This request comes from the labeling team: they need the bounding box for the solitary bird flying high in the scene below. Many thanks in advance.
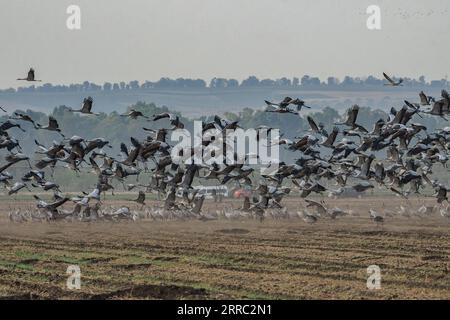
[17,68,42,82]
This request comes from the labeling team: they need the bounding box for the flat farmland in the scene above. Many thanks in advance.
[0,197,449,300]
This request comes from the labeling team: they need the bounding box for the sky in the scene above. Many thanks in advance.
[0,0,449,88]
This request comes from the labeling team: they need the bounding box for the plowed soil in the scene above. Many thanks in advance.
[0,197,449,299]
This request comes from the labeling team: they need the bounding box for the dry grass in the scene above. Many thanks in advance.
[0,197,449,299]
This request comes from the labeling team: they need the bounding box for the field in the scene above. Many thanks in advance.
[0,197,449,300]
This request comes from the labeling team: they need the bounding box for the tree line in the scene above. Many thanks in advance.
[2,75,449,94]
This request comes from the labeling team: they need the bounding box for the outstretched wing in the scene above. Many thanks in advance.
[307,116,319,133]
[81,97,93,113]
[153,112,170,121]
[322,126,338,147]
[28,68,35,80]
[281,97,292,104]
[120,143,129,157]
[431,100,445,114]
[137,191,146,203]
[48,116,60,129]
[305,199,326,212]
[346,105,359,125]
[355,124,368,133]
[419,91,429,105]
[47,197,70,210]
[264,100,275,107]
[390,187,408,199]
[130,137,141,148]
[372,119,384,135]
[383,72,394,84]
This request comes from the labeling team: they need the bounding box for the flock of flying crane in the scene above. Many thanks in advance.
[3,69,450,224]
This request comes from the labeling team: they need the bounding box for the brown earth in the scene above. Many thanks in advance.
[0,197,449,300]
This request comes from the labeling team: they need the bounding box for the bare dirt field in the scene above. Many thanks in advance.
[0,197,449,300]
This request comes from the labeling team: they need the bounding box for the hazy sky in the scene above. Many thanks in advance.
[0,0,449,88]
